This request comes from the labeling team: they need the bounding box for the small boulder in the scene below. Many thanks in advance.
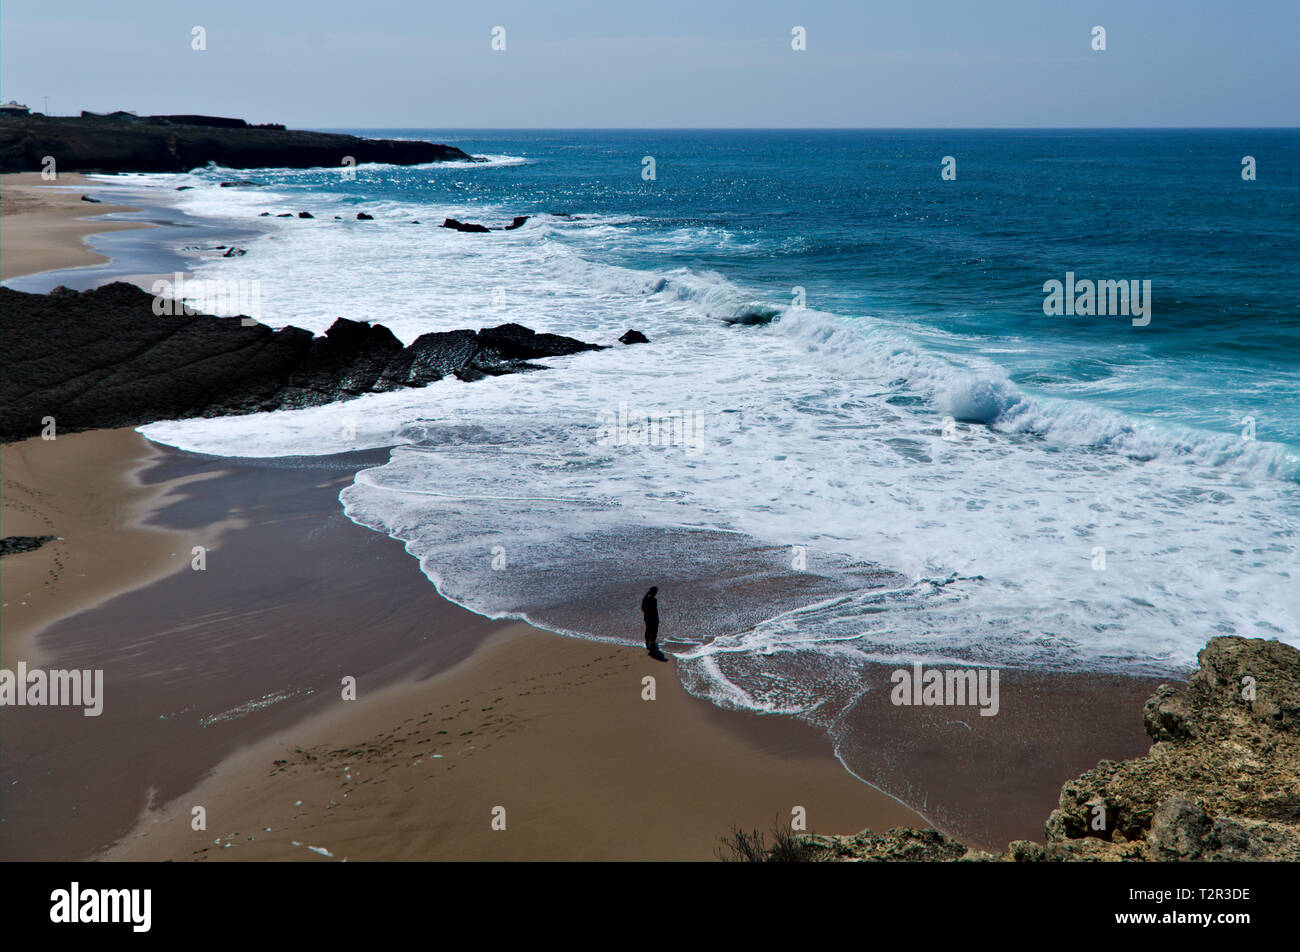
[441,217,490,233]
[356,212,374,221]
[298,211,314,219]
[618,329,649,345]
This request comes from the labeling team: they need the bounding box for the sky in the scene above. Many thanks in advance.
[1,0,1296,128]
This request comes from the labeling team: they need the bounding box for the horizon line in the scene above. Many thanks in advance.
[307,125,1300,132]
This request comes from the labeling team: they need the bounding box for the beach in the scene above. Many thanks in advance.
[7,141,1284,864]
[0,185,933,858]
[0,172,150,280]
[2,426,924,861]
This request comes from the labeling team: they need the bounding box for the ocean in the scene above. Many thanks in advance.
[127,129,1298,720]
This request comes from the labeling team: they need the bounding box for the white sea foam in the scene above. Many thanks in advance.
[139,177,1299,713]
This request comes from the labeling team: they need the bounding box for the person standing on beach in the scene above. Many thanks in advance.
[641,586,660,654]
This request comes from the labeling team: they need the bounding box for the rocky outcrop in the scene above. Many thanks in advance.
[0,282,606,443]
[442,216,530,233]
[1,536,59,557]
[788,637,1300,862]
[441,218,491,233]
[0,114,474,173]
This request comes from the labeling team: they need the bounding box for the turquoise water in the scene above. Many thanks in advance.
[331,128,1300,453]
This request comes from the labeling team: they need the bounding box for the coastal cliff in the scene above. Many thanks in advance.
[0,282,607,442]
[780,637,1300,861]
[0,114,472,173]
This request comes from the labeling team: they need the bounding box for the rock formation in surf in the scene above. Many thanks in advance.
[0,282,608,442]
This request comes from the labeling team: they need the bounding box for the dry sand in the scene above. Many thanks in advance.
[103,621,923,862]
[1,172,152,280]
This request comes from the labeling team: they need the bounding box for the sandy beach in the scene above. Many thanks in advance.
[2,428,924,861]
[0,165,1173,863]
[0,172,151,280]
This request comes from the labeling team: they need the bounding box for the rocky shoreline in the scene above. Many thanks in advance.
[0,114,472,173]
[788,637,1300,861]
[0,282,623,443]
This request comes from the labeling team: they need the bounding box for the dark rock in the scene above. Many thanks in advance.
[0,283,605,442]
[275,213,293,217]
[356,212,373,221]
[1,535,59,557]
[444,216,530,233]
[219,180,259,187]
[441,217,490,233]
[725,308,780,326]
[618,329,649,345]
[475,323,605,363]
[80,195,101,203]
[0,114,475,174]
[410,220,420,224]
[258,211,270,216]
[222,247,246,257]
[297,211,313,219]
[176,185,194,191]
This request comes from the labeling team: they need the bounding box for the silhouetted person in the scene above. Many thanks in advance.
[641,586,659,654]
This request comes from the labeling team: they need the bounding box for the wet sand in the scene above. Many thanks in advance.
[1,430,926,861]
[0,172,151,280]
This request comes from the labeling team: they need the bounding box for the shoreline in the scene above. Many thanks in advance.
[2,170,267,295]
[0,172,151,280]
[1,168,1179,861]
[2,429,926,861]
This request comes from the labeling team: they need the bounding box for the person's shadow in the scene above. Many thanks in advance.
[647,647,668,662]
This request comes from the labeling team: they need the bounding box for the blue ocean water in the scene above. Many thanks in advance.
[334,128,1300,450]
[134,130,1298,704]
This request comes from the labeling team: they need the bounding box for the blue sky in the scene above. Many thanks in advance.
[2,0,1296,128]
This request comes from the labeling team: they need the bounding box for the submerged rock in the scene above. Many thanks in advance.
[355,212,373,220]
[618,329,649,345]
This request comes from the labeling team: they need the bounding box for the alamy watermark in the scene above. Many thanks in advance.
[151,272,262,326]
[1,663,104,716]
[595,401,707,455]
[890,662,999,716]
[1043,271,1151,327]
